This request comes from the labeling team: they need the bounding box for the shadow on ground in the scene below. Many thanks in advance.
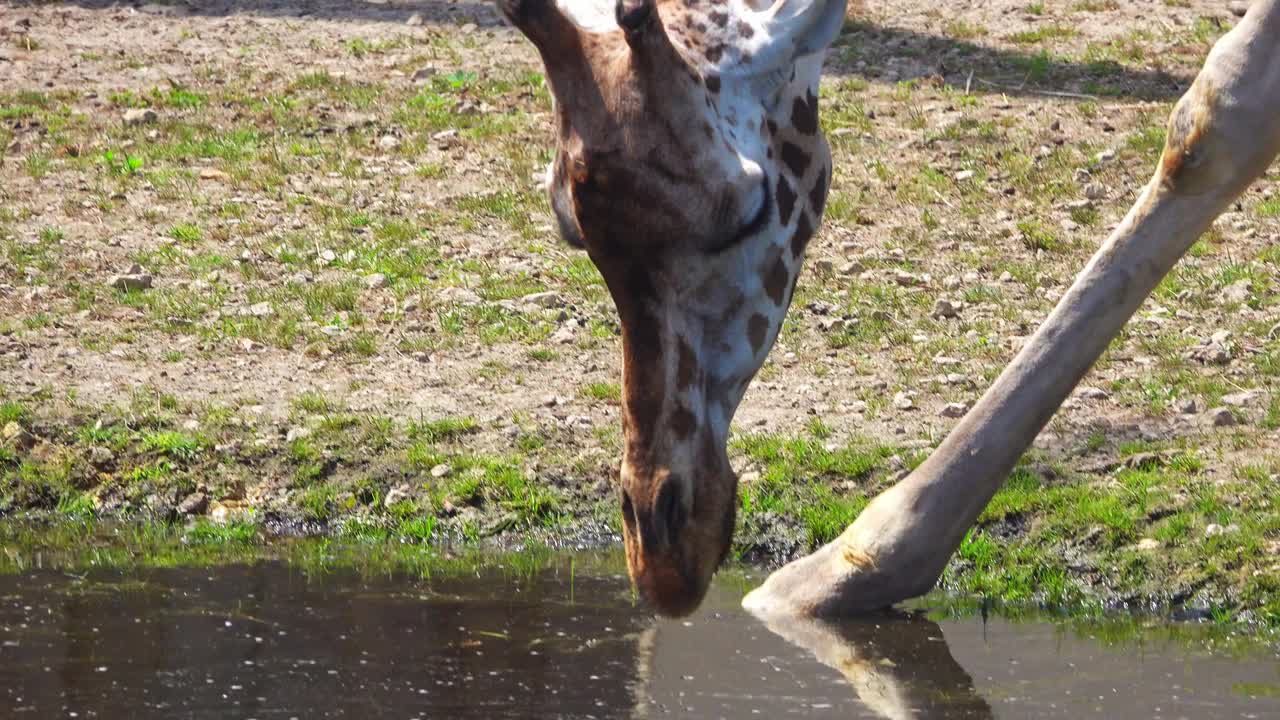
[11,1,1195,100]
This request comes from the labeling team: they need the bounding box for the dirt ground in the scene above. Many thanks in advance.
[2,1,1278,617]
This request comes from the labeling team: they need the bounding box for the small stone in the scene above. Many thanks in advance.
[198,167,230,182]
[365,273,389,289]
[1222,390,1264,407]
[406,12,424,25]
[286,427,311,442]
[814,259,835,274]
[1078,386,1110,400]
[892,391,915,410]
[999,271,1015,283]
[931,298,959,319]
[940,402,968,418]
[178,492,209,516]
[319,249,337,264]
[942,275,962,290]
[954,169,975,181]
[818,317,846,333]
[550,325,577,344]
[1083,182,1107,200]
[1094,148,1117,164]
[384,484,413,508]
[123,108,158,126]
[1221,280,1253,304]
[111,273,153,291]
[893,270,921,287]
[2,421,34,451]
[430,463,452,478]
[412,66,437,84]
[246,301,273,317]
[1177,398,1198,414]
[1205,523,1226,538]
[377,134,400,151]
[522,291,564,309]
[88,445,115,469]
[1207,407,1238,427]
[738,470,760,485]
[1136,538,1162,552]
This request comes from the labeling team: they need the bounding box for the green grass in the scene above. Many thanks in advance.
[579,382,621,403]
[406,416,479,443]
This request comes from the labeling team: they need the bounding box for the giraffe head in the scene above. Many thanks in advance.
[500,0,843,615]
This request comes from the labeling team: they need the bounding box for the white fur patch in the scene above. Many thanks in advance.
[556,0,619,33]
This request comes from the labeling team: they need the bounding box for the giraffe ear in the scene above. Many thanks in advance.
[616,0,655,40]
[717,0,847,78]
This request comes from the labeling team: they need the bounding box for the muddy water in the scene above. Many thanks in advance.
[1,552,1277,719]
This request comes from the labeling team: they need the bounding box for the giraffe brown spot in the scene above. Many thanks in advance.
[763,255,789,306]
[704,74,720,93]
[670,406,697,440]
[747,314,769,355]
[709,10,728,26]
[781,141,810,178]
[791,91,818,136]
[737,20,754,38]
[705,43,725,63]
[790,212,814,258]
[809,166,827,217]
[676,338,698,390]
[776,174,797,226]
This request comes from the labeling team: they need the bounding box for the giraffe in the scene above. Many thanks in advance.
[497,0,844,616]
[500,0,1280,617]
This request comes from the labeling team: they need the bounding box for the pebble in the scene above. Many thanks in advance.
[111,273,153,291]
[522,291,564,309]
[430,464,452,478]
[1221,279,1253,304]
[1136,538,1162,551]
[939,402,968,418]
[1222,390,1264,407]
[365,273,389,289]
[1083,182,1108,200]
[1207,407,1238,427]
[1077,386,1110,400]
[123,108,158,126]
[892,391,915,410]
[178,492,209,516]
[931,298,959,319]
[893,270,922,287]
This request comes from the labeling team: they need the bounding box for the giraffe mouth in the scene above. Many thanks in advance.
[705,175,772,255]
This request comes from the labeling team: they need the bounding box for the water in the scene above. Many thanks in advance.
[1,551,1277,719]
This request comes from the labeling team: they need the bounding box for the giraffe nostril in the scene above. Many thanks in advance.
[654,478,687,547]
[621,489,636,530]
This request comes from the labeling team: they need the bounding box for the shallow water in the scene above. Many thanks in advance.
[1,551,1277,719]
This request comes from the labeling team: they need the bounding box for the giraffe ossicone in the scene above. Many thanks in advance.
[498,0,846,615]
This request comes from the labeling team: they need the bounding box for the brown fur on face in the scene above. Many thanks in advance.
[500,0,833,616]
